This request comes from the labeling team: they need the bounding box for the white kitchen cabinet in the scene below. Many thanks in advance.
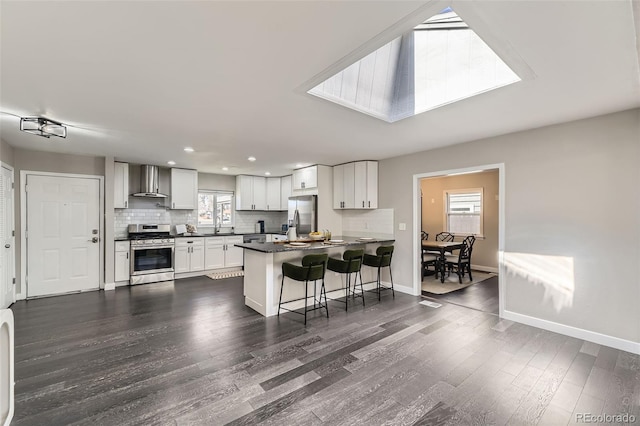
[236,176,267,210]
[114,241,130,282]
[205,238,225,269]
[265,177,281,211]
[169,168,198,210]
[333,161,377,209]
[333,162,355,209]
[354,161,378,209]
[293,166,317,190]
[280,175,292,210]
[114,162,129,209]
[205,236,243,269]
[224,236,244,267]
[175,238,205,273]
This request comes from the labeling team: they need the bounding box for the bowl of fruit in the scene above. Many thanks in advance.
[309,231,324,241]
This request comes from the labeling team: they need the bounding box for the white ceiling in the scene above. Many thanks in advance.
[1,1,639,177]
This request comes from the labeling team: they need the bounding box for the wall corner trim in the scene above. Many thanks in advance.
[503,309,640,355]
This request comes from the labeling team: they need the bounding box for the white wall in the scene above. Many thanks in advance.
[379,108,640,347]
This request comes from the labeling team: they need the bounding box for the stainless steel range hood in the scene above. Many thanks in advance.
[132,165,168,198]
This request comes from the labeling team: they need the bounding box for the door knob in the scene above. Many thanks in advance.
[88,237,99,243]
[4,244,10,248]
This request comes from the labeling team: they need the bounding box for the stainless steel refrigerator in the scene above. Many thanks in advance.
[288,195,317,237]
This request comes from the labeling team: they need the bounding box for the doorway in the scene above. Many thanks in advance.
[22,172,102,298]
[0,163,15,308]
[413,164,505,316]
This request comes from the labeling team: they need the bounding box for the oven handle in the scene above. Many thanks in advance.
[131,244,175,250]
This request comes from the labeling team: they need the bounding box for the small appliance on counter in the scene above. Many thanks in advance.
[254,220,265,234]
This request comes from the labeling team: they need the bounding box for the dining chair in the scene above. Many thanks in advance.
[444,235,476,283]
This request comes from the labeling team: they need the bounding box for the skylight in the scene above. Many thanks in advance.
[308,7,521,123]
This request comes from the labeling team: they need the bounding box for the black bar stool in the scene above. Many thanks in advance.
[327,249,365,311]
[278,253,329,325]
[363,245,394,301]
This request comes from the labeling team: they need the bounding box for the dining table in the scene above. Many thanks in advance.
[421,240,464,283]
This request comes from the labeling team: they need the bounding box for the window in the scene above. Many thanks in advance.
[307,7,521,122]
[444,188,483,236]
[198,191,234,228]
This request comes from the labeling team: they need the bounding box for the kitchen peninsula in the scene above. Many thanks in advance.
[236,237,395,316]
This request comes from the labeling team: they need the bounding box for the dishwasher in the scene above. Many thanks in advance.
[243,234,267,243]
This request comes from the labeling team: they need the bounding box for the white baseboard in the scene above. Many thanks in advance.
[471,264,499,274]
[104,283,116,291]
[503,310,640,355]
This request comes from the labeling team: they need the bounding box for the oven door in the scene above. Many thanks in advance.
[130,245,174,276]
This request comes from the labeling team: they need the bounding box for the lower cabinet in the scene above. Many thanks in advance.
[205,236,244,269]
[115,241,130,282]
[175,238,205,273]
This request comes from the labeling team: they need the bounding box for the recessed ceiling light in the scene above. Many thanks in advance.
[265,172,271,176]
[184,147,195,153]
[248,156,256,162]
[167,161,176,166]
[295,164,304,168]
[222,167,229,171]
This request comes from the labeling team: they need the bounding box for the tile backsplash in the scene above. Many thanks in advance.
[341,208,394,237]
[114,207,287,237]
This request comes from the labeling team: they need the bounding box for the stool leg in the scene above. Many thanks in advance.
[389,266,395,298]
[377,266,382,301]
[278,276,285,317]
[321,278,329,318]
[345,273,349,312]
[304,280,308,325]
[358,270,365,306]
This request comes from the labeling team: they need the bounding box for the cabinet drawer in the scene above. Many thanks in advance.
[176,238,204,247]
[115,241,130,252]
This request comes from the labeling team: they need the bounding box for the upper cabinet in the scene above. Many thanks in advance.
[293,166,317,190]
[169,168,198,210]
[333,162,355,209]
[236,175,266,210]
[280,175,292,210]
[333,161,378,209]
[354,161,378,209]
[265,177,281,211]
[114,162,129,209]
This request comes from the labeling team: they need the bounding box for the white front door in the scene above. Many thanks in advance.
[26,174,100,297]
[0,165,15,308]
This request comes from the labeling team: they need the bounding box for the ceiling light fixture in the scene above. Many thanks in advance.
[248,156,256,162]
[184,147,194,153]
[222,167,229,171]
[265,172,271,176]
[295,164,304,168]
[20,117,67,139]
[167,161,176,166]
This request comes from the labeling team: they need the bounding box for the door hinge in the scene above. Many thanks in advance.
[12,230,14,237]
[12,278,15,284]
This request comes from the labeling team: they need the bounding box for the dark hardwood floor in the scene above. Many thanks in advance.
[422,275,499,315]
[10,276,640,425]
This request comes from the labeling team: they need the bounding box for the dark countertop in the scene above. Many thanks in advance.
[235,236,395,253]
[115,231,284,241]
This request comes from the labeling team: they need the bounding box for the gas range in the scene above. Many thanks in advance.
[128,224,174,246]
[128,224,175,285]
